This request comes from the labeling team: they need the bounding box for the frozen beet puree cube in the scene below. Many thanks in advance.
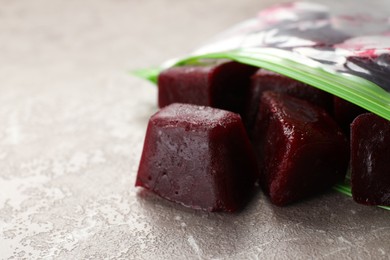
[136,103,258,212]
[244,69,332,134]
[158,60,257,114]
[253,91,348,206]
[351,113,390,206]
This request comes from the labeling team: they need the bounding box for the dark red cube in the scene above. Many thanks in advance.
[244,69,333,135]
[136,103,258,212]
[158,60,257,114]
[333,96,367,135]
[252,91,348,206]
[351,113,390,206]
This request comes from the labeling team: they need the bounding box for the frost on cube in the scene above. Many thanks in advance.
[351,113,390,206]
[136,103,258,212]
[252,91,348,206]
[244,69,332,135]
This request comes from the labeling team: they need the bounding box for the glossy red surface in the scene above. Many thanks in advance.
[136,103,258,212]
[351,113,390,206]
[253,91,348,206]
[158,60,257,114]
[244,69,333,136]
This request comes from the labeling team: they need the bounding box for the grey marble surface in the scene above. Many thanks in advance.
[0,0,389,259]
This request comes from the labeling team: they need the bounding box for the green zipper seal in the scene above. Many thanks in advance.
[132,47,390,211]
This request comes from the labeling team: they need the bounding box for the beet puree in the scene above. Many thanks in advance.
[244,69,332,135]
[252,91,348,206]
[158,60,257,114]
[136,103,258,212]
[351,113,390,206]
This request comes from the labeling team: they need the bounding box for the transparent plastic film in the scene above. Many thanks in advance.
[165,2,390,121]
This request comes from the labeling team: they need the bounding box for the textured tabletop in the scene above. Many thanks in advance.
[0,0,389,259]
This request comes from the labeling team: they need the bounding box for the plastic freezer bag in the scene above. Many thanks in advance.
[134,2,390,209]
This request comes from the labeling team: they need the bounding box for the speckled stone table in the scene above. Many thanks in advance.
[1,0,390,259]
